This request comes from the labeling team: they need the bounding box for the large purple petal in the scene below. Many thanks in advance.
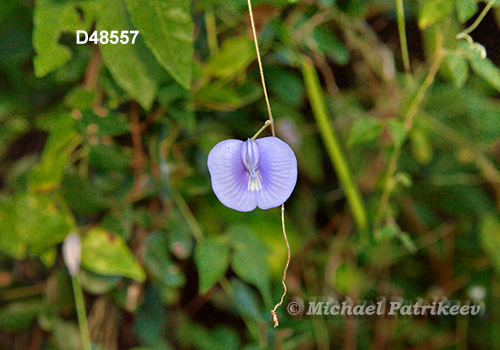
[255,137,298,209]
[207,139,257,212]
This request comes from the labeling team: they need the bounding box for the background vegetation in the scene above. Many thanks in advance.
[1,0,500,348]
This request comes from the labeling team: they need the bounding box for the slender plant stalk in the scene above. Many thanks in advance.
[457,0,497,38]
[301,57,369,239]
[71,275,91,350]
[271,205,290,327]
[374,33,444,229]
[246,0,291,327]
[251,120,271,140]
[396,0,411,74]
[247,0,275,136]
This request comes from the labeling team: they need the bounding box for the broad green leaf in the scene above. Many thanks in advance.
[52,319,81,350]
[81,228,146,281]
[228,226,272,308]
[39,247,57,268]
[386,119,407,147]
[0,200,25,259]
[311,25,349,65]
[456,0,478,23]
[76,110,129,137]
[480,214,500,272]
[96,0,163,110]
[28,117,81,193]
[60,173,109,214]
[0,300,48,332]
[33,0,93,77]
[1,193,74,257]
[347,117,383,147]
[267,68,304,107]
[418,0,454,29]
[205,37,255,79]
[79,270,121,295]
[464,44,500,93]
[125,0,194,89]
[230,278,262,319]
[194,238,230,294]
[444,52,469,88]
[89,143,131,171]
[144,232,186,288]
[64,87,96,110]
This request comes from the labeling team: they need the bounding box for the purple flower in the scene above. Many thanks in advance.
[207,137,297,212]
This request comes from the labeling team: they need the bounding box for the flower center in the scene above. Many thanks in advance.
[241,139,262,192]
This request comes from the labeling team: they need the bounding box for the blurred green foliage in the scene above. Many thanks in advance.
[1,0,500,348]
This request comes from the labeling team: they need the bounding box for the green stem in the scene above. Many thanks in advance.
[457,0,497,37]
[396,0,411,74]
[205,9,218,56]
[71,275,91,350]
[169,184,204,243]
[251,120,271,140]
[374,34,444,229]
[301,57,369,239]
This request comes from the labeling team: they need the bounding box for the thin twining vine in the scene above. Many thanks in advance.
[456,0,497,58]
[246,0,290,328]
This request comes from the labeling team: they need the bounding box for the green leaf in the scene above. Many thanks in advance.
[418,0,454,29]
[205,37,255,79]
[0,199,25,259]
[228,226,272,308]
[64,87,96,110]
[33,0,93,77]
[89,143,131,171]
[410,128,432,164]
[386,119,407,147]
[333,263,363,295]
[60,173,109,215]
[144,232,186,288]
[0,301,48,332]
[456,0,478,23]
[480,214,500,272]
[28,116,81,193]
[79,270,121,295]
[194,238,230,294]
[267,68,304,107]
[230,278,262,319]
[125,0,194,89]
[444,52,469,88]
[398,231,417,253]
[311,25,350,65]
[0,193,74,257]
[39,247,57,268]
[96,0,163,110]
[76,110,129,137]
[81,228,146,281]
[347,117,383,147]
[464,44,500,93]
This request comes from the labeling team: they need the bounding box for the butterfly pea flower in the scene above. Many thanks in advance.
[207,137,297,212]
